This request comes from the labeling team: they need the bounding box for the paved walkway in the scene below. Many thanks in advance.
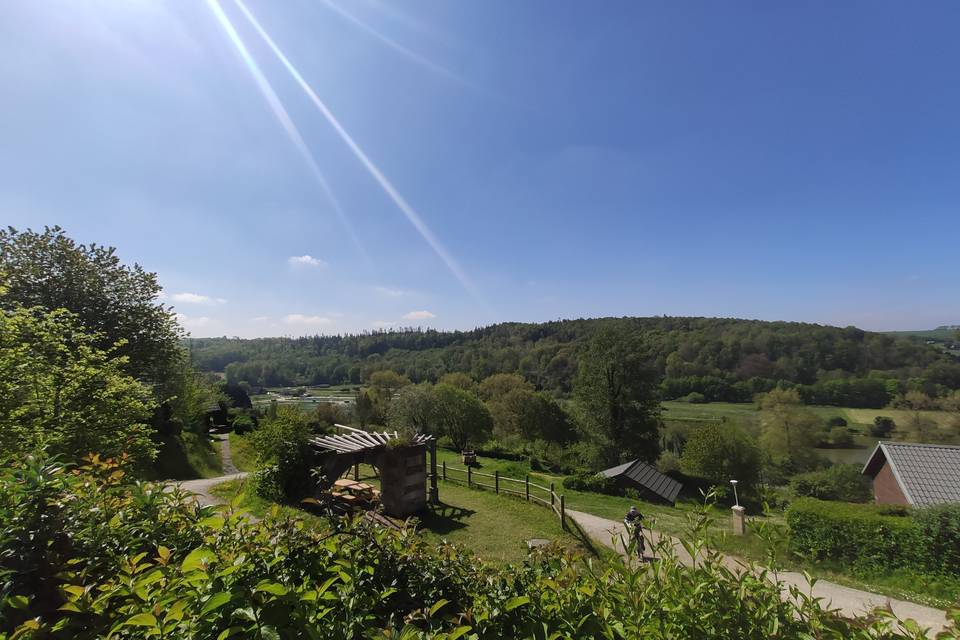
[566,509,950,635]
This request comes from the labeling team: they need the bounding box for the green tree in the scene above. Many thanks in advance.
[0,304,157,466]
[0,226,184,387]
[758,388,823,477]
[488,388,574,444]
[250,405,313,501]
[574,326,662,465]
[478,373,532,401]
[388,383,439,435]
[353,390,377,427]
[438,372,476,393]
[681,423,761,488]
[871,415,896,438]
[433,384,492,450]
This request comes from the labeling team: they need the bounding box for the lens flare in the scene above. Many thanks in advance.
[317,0,474,89]
[233,0,484,305]
[205,0,370,269]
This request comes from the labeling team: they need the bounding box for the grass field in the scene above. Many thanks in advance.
[228,432,259,472]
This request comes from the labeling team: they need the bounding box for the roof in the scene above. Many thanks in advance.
[599,459,683,504]
[309,426,432,454]
[862,441,960,507]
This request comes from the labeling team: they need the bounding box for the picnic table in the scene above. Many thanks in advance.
[332,478,380,504]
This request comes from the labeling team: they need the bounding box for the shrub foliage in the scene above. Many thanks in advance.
[2,456,959,639]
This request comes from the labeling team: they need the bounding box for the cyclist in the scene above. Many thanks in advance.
[624,506,645,559]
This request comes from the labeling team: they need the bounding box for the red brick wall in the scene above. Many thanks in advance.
[872,460,909,505]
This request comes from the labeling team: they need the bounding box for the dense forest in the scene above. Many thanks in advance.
[189,318,960,407]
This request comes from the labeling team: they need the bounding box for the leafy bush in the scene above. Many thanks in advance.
[827,416,849,428]
[828,426,855,447]
[789,465,872,502]
[789,498,960,575]
[682,391,707,403]
[787,498,927,574]
[562,472,619,495]
[871,416,897,437]
[2,455,958,639]
[249,406,314,502]
[915,503,960,575]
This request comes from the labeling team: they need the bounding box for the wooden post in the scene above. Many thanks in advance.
[560,495,566,530]
[429,441,439,505]
[442,460,447,481]
[495,470,500,494]
[467,465,472,488]
[525,475,530,501]
[354,461,360,480]
[550,482,555,507]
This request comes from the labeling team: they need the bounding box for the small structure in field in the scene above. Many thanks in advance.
[309,425,437,518]
[599,459,683,505]
[861,441,960,507]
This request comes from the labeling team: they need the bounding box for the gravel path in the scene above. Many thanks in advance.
[566,508,950,635]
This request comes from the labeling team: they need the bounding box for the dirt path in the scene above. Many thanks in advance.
[566,509,950,634]
[213,433,238,475]
[172,472,249,507]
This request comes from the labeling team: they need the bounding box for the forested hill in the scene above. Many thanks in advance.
[188,317,960,407]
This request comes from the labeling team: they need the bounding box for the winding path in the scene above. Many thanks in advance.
[566,509,950,635]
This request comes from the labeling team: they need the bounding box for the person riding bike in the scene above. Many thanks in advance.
[624,506,645,559]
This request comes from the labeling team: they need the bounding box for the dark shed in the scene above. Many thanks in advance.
[599,459,683,505]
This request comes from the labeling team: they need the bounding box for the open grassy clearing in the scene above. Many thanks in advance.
[210,459,591,565]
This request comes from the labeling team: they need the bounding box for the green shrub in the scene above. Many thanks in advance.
[789,465,872,502]
[915,503,960,575]
[562,472,619,495]
[2,455,958,639]
[787,498,923,572]
[871,416,896,437]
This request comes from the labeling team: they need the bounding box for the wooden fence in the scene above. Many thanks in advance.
[435,461,566,529]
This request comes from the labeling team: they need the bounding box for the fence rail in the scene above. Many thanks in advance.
[438,460,566,529]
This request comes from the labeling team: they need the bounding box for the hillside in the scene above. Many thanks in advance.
[188,316,960,406]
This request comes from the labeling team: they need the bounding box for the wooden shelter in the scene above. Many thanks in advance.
[309,425,438,517]
[598,459,683,505]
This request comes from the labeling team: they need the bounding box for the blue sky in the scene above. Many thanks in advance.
[3,1,958,337]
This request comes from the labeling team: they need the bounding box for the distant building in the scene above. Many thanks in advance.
[861,442,960,507]
[598,459,683,505]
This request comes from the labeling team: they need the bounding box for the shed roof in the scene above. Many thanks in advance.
[599,459,683,504]
[310,425,432,454]
[862,442,960,507]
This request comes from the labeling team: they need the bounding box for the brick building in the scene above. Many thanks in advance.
[861,442,960,507]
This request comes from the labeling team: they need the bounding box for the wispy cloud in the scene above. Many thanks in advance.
[288,255,327,268]
[171,292,226,304]
[402,310,436,320]
[251,316,270,322]
[175,313,212,329]
[284,313,333,326]
[374,285,406,297]
[371,320,394,328]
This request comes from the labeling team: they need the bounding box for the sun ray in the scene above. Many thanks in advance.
[317,0,475,90]
[205,0,372,271]
[233,0,485,306]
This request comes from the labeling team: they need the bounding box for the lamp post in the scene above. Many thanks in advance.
[729,479,745,536]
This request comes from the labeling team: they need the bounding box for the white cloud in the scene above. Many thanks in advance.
[288,255,327,268]
[371,320,394,328]
[251,316,270,323]
[284,313,333,326]
[402,310,436,320]
[374,286,405,297]
[175,313,212,329]
[171,292,226,305]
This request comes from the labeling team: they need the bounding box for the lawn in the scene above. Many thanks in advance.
[228,432,259,472]
[211,461,593,565]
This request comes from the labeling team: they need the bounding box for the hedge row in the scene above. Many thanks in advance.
[787,498,960,575]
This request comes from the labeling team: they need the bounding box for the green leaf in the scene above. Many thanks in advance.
[180,546,217,573]
[447,626,472,640]
[505,595,530,611]
[200,592,233,616]
[428,599,450,618]
[199,515,225,530]
[254,581,288,596]
[8,595,30,609]
[123,613,158,627]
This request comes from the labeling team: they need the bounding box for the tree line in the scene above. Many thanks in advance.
[190,316,960,409]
